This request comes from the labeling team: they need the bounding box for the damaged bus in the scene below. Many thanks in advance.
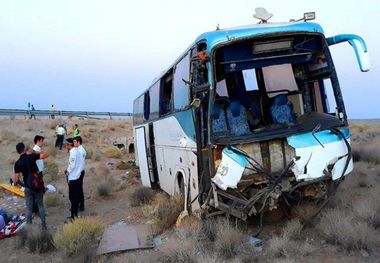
[133,9,370,222]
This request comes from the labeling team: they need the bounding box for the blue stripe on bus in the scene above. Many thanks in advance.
[173,110,196,141]
[287,129,350,148]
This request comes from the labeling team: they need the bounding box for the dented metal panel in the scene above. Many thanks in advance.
[288,129,352,181]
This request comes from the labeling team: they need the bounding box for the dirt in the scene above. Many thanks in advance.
[0,118,379,262]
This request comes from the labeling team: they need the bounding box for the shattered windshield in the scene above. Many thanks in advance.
[212,34,345,143]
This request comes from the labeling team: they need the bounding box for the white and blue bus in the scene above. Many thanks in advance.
[133,10,369,220]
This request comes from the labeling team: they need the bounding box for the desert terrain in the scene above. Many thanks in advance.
[0,117,379,263]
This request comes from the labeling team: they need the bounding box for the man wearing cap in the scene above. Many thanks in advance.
[64,138,81,220]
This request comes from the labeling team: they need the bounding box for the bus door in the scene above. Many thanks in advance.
[135,126,151,187]
[148,123,159,183]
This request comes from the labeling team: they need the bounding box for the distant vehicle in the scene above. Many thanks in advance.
[132,9,370,222]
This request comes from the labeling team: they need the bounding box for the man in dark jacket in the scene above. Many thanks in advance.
[14,142,49,229]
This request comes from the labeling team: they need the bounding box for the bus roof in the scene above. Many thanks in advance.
[145,21,324,93]
[195,22,324,52]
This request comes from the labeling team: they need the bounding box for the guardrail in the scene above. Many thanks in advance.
[0,109,132,120]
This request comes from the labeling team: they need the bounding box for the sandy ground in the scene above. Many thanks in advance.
[0,117,379,262]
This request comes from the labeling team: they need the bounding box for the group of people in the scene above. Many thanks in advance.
[13,128,86,229]
[55,123,80,150]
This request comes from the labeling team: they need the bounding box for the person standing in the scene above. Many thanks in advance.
[14,142,49,229]
[74,136,86,211]
[64,138,81,220]
[30,105,36,120]
[55,124,65,150]
[32,135,46,214]
[73,124,81,137]
[33,135,45,174]
[50,104,56,119]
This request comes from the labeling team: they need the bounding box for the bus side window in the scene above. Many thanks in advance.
[149,81,160,120]
[173,52,191,110]
[160,72,173,116]
[143,91,150,121]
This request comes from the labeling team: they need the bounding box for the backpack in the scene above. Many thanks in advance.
[27,172,45,192]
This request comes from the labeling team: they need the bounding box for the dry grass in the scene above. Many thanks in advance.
[267,235,315,259]
[16,226,55,254]
[96,164,110,176]
[86,120,97,126]
[176,216,203,240]
[352,197,380,229]
[96,181,113,197]
[44,160,59,182]
[282,219,303,240]
[103,147,122,158]
[145,193,183,235]
[158,239,198,263]
[54,217,104,256]
[44,194,62,208]
[46,144,59,157]
[214,219,247,259]
[199,218,218,242]
[48,119,60,130]
[130,186,156,207]
[0,129,17,141]
[352,132,380,164]
[116,160,133,170]
[84,146,95,160]
[266,218,313,259]
[292,202,318,224]
[319,208,378,250]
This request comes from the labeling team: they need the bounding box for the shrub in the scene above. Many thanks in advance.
[130,186,156,207]
[199,217,218,242]
[176,216,203,240]
[85,146,95,160]
[54,217,104,256]
[116,160,131,170]
[0,129,16,141]
[319,208,378,250]
[45,194,61,208]
[44,160,59,182]
[147,194,183,234]
[16,226,55,254]
[282,219,303,240]
[158,239,197,263]
[267,235,315,259]
[96,164,110,176]
[352,198,380,228]
[103,147,122,158]
[97,181,112,197]
[87,120,97,126]
[214,219,246,259]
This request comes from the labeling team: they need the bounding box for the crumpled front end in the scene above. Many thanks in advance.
[209,128,352,221]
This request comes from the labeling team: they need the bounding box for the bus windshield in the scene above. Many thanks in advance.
[212,34,344,143]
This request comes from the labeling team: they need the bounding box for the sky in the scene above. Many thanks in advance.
[0,0,379,119]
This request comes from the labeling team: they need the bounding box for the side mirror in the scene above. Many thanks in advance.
[326,34,370,72]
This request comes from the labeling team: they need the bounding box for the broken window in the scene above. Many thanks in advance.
[160,71,173,116]
[173,52,191,110]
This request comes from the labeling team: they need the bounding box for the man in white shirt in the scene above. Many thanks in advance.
[55,124,66,150]
[33,135,45,174]
[73,136,86,212]
[32,135,46,214]
[64,138,82,220]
